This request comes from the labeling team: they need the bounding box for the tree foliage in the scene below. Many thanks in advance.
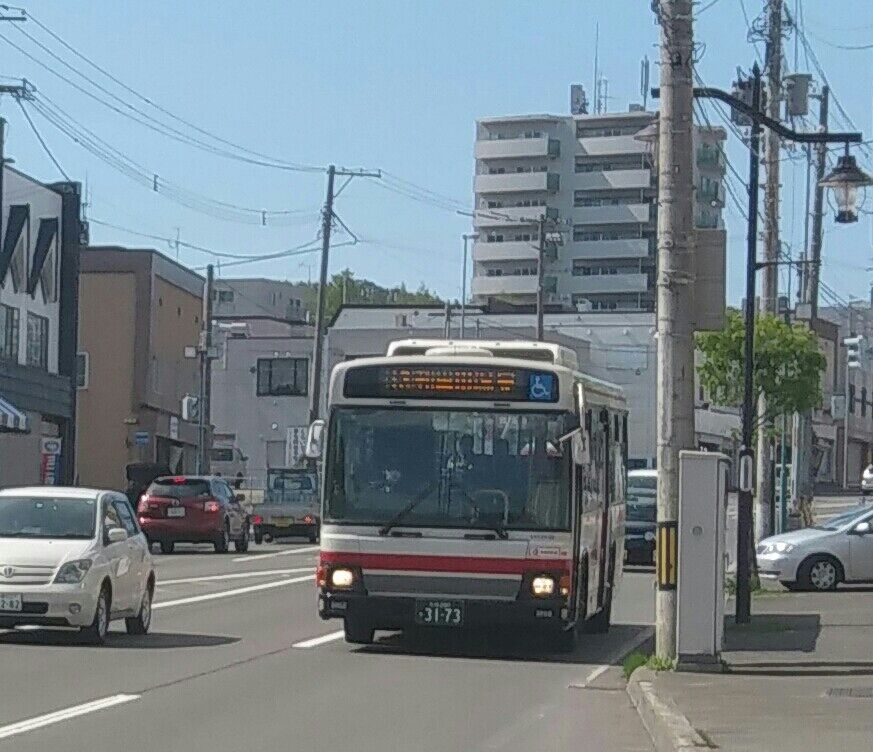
[298,269,442,323]
[696,310,826,419]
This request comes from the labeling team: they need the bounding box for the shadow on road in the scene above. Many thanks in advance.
[0,629,240,649]
[353,623,651,666]
[729,660,873,677]
[724,613,820,653]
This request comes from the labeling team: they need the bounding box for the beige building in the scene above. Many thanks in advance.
[76,247,204,489]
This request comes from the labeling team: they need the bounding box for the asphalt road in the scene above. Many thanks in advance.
[0,542,656,752]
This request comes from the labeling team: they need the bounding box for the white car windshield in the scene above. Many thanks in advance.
[813,506,872,532]
[0,496,97,539]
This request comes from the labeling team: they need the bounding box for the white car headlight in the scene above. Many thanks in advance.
[763,542,795,555]
[54,559,93,584]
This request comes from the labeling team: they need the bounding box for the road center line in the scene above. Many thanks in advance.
[157,568,313,586]
[293,629,345,648]
[232,545,320,563]
[0,694,140,741]
[154,574,313,609]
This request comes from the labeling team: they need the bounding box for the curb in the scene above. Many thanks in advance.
[626,668,711,751]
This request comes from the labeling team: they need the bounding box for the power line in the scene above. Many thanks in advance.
[15,95,69,180]
[20,10,324,173]
[0,28,324,173]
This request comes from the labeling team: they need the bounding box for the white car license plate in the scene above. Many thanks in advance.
[0,594,23,612]
[167,507,186,518]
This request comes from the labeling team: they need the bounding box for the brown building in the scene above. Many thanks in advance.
[76,247,204,489]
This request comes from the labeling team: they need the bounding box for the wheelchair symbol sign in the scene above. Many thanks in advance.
[527,373,554,401]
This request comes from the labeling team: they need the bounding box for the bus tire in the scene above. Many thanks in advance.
[343,617,374,645]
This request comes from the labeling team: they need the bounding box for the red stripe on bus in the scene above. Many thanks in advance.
[319,551,571,575]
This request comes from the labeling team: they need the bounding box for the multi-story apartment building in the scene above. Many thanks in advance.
[471,101,726,313]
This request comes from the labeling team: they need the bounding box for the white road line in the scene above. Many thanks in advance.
[153,574,313,609]
[573,628,654,689]
[293,629,345,648]
[0,694,140,741]
[232,545,320,563]
[157,567,313,586]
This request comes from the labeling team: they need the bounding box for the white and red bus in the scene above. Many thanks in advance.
[308,339,627,650]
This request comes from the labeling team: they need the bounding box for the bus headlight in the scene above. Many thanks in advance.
[330,568,355,589]
[531,575,555,597]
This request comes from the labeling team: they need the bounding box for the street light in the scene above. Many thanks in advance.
[820,152,873,224]
[653,64,871,625]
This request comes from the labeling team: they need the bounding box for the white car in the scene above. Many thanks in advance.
[756,505,873,591]
[0,487,155,644]
[862,465,873,495]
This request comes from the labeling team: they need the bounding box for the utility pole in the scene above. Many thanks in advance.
[757,0,784,543]
[444,301,452,338]
[792,86,828,524]
[0,118,5,258]
[736,66,763,625]
[654,0,696,659]
[197,264,215,474]
[536,216,546,342]
[308,165,381,426]
[308,165,336,426]
[460,233,478,338]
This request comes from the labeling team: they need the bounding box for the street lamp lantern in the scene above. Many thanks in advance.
[819,153,873,224]
[634,121,659,167]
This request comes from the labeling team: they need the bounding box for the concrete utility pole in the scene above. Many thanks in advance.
[308,165,381,425]
[791,86,828,523]
[460,232,478,338]
[654,0,696,660]
[197,264,215,474]
[757,0,784,542]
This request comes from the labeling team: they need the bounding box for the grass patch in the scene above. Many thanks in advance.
[622,651,676,679]
[622,651,648,679]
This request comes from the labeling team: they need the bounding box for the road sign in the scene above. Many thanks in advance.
[40,438,62,485]
[134,431,150,446]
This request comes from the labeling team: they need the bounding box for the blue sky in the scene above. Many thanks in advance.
[2,0,873,307]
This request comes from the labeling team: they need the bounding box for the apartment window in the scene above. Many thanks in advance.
[486,233,504,243]
[0,304,19,361]
[849,383,856,413]
[257,357,308,396]
[76,352,89,389]
[26,312,48,369]
[217,290,234,303]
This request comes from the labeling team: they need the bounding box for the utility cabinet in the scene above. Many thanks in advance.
[676,450,730,668]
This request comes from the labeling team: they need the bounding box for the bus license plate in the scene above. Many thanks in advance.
[415,600,463,626]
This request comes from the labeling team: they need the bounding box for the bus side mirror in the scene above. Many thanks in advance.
[305,420,325,459]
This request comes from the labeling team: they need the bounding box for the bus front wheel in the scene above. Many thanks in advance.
[343,617,374,645]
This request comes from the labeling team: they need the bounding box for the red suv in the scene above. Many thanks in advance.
[138,476,250,554]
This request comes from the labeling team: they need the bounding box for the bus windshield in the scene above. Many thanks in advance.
[325,407,573,531]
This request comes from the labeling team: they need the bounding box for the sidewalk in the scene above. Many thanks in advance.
[630,588,873,751]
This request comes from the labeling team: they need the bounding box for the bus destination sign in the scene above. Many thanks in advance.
[343,364,558,402]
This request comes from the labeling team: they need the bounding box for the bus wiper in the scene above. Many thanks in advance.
[378,483,435,536]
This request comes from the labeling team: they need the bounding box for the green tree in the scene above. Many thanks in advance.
[696,310,826,426]
[297,268,442,323]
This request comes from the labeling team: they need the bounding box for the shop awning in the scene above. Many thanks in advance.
[0,395,28,432]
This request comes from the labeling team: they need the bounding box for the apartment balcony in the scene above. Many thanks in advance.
[471,274,539,297]
[474,171,560,195]
[569,273,650,295]
[574,168,652,192]
[572,202,653,225]
[474,205,558,228]
[472,240,540,263]
[475,136,560,160]
[697,183,725,207]
[565,238,651,260]
[577,134,649,157]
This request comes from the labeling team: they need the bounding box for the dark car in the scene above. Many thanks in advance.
[137,476,250,554]
[625,491,656,566]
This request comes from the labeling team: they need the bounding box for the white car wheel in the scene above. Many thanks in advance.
[81,588,110,645]
[801,557,840,591]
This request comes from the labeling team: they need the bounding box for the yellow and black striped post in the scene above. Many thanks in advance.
[657,521,678,590]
